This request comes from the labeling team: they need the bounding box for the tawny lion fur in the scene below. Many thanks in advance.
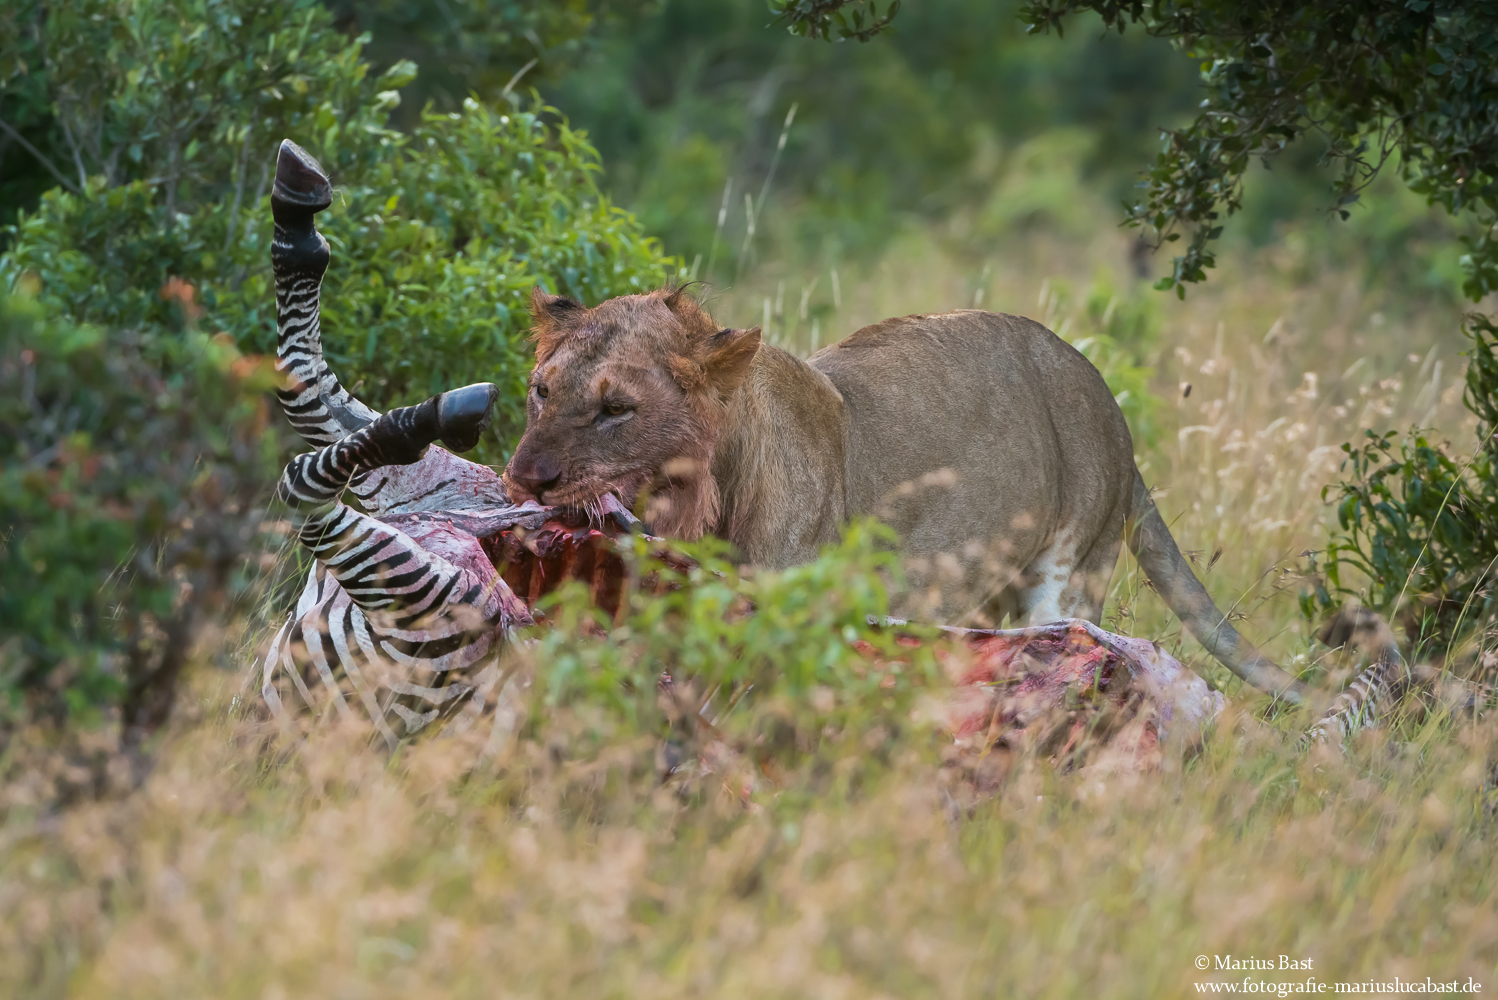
[504,287,1305,700]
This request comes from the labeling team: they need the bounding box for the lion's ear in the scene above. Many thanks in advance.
[703,326,761,399]
[530,286,584,361]
[663,285,715,331]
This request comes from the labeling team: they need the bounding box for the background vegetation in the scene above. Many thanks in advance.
[2,1,1496,996]
[777,0,1498,299]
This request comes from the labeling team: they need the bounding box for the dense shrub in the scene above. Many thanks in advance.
[2,0,678,456]
[0,0,401,239]
[540,520,920,713]
[528,518,940,782]
[225,101,675,447]
[1307,313,1498,662]
[4,102,677,453]
[0,286,280,742]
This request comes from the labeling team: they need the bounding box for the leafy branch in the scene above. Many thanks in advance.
[768,0,900,42]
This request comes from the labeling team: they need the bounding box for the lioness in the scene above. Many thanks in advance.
[504,287,1303,700]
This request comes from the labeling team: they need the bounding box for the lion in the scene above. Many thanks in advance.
[502,287,1306,701]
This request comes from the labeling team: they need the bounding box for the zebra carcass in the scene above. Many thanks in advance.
[259,139,634,747]
[256,139,1400,755]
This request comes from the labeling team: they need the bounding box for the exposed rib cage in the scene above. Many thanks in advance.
[260,140,533,747]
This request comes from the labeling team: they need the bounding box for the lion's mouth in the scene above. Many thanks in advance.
[502,470,650,533]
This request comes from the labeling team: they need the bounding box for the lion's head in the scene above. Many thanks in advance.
[502,287,761,539]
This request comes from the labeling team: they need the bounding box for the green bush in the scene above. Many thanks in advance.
[532,519,938,766]
[223,101,677,448]
[0,0,402,238]
[0,286,280,741]
[1306,314,1498,662]
[5,100,678,455]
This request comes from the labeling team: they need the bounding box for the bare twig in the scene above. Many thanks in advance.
[501,58,539,99]
[223,126,253,252]
[0,117,81,195]
[57,114,89,191]
[163,137,180,232]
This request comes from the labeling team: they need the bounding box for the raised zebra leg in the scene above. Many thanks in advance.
[271,139,380,447]
[270,139,512,517]
[275,383,501,508]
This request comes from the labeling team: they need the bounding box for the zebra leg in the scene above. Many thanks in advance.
[1302,608,1409,745]
[1303,654,1409,745]
[266,380,528,744]
[271,138,380,447]
[269,137,513,515]
[261,141,532,745]
[276,381,500,508]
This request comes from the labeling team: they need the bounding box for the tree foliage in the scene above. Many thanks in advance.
[555,0,1200,269]
[769,0,902,42]
[772,0,1498,301]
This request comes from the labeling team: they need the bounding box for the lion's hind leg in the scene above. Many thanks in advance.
[1017,528,1122,627]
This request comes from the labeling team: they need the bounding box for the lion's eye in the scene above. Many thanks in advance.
[534,384,548,399]
[601,401,632,418]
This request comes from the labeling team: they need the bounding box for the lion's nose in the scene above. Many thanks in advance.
[508,451,562,497]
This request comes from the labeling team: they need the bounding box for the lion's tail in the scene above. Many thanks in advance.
[1126,469,1308,703]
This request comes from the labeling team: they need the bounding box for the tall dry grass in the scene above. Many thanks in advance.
[4,216,1496,997]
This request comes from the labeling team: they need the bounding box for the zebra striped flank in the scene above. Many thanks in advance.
[262,513,532,747]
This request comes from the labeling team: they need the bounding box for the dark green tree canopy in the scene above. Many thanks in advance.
[773,0,1498,300]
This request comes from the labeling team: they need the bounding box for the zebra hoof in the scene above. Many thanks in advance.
[271,139,332,236]
[436,383,499,453]
[273,140,332,210]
